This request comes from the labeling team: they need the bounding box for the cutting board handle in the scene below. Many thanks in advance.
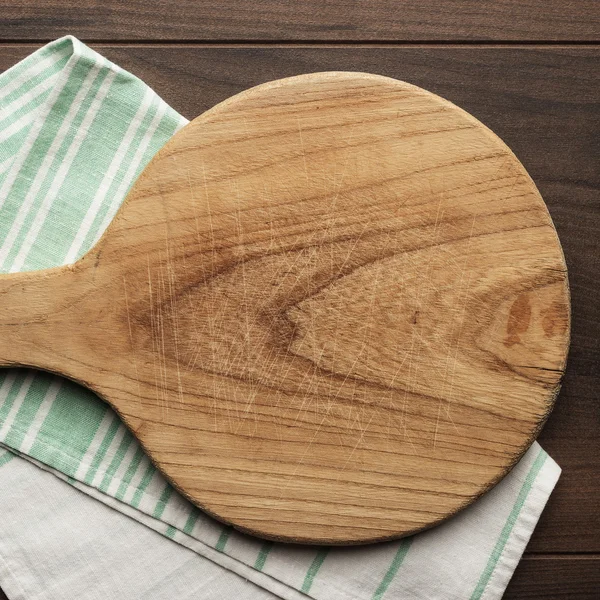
[0,266,89,378]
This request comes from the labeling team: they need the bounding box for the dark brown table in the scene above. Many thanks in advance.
[0,2,598,598]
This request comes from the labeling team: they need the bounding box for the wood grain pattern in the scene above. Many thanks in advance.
[2,1,600,41]
[0,72,570,544]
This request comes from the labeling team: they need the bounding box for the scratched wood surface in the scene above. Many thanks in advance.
[0,71,571,544]
[0,0,599,592]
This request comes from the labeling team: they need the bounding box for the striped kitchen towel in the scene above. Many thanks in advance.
[0,36,560,600]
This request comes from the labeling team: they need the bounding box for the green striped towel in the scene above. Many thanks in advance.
[0,36,561,600]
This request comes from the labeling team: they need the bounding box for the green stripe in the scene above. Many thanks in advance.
[470,449,548,600]
[130,462,156,508]
[254,541,274,571]
[301,548,329,594]
[215,526,232,552]
[152,482,173,519]
[165,525,177,539]
[182,506,201,536]
[0,450,15,468]
[115,446,145,501]
[372,538,413,600]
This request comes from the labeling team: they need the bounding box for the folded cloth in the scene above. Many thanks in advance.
[0,36,560,600]
[0,448,278,600]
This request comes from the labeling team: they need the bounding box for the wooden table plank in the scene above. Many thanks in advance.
[505,556,600,599]
[2,1,600,42]
[0,44,598,553]
[0,557,598,599]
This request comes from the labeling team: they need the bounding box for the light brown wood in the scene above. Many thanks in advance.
[0,72,570,544]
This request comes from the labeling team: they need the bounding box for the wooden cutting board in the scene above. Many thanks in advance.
[0,72,570,545]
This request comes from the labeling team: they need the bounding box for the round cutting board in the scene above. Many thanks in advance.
[0,72,570,544]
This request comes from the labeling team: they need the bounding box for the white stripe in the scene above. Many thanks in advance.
[0,41,70,104]
[10,66,119,272]
[0,371,35,440]
[0,51,79,217]
[18,377,63,454]
[90,423,128,488]
[105,440,139,496]
[64,85,155,263]
[0,155,14,178]
[0,69,60,118]
[92,100,169,246]
[0,371,18,408]
[122,454,152,504]
[0,55,103,269]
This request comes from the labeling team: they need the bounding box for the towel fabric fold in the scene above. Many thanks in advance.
[0,37,560,600]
